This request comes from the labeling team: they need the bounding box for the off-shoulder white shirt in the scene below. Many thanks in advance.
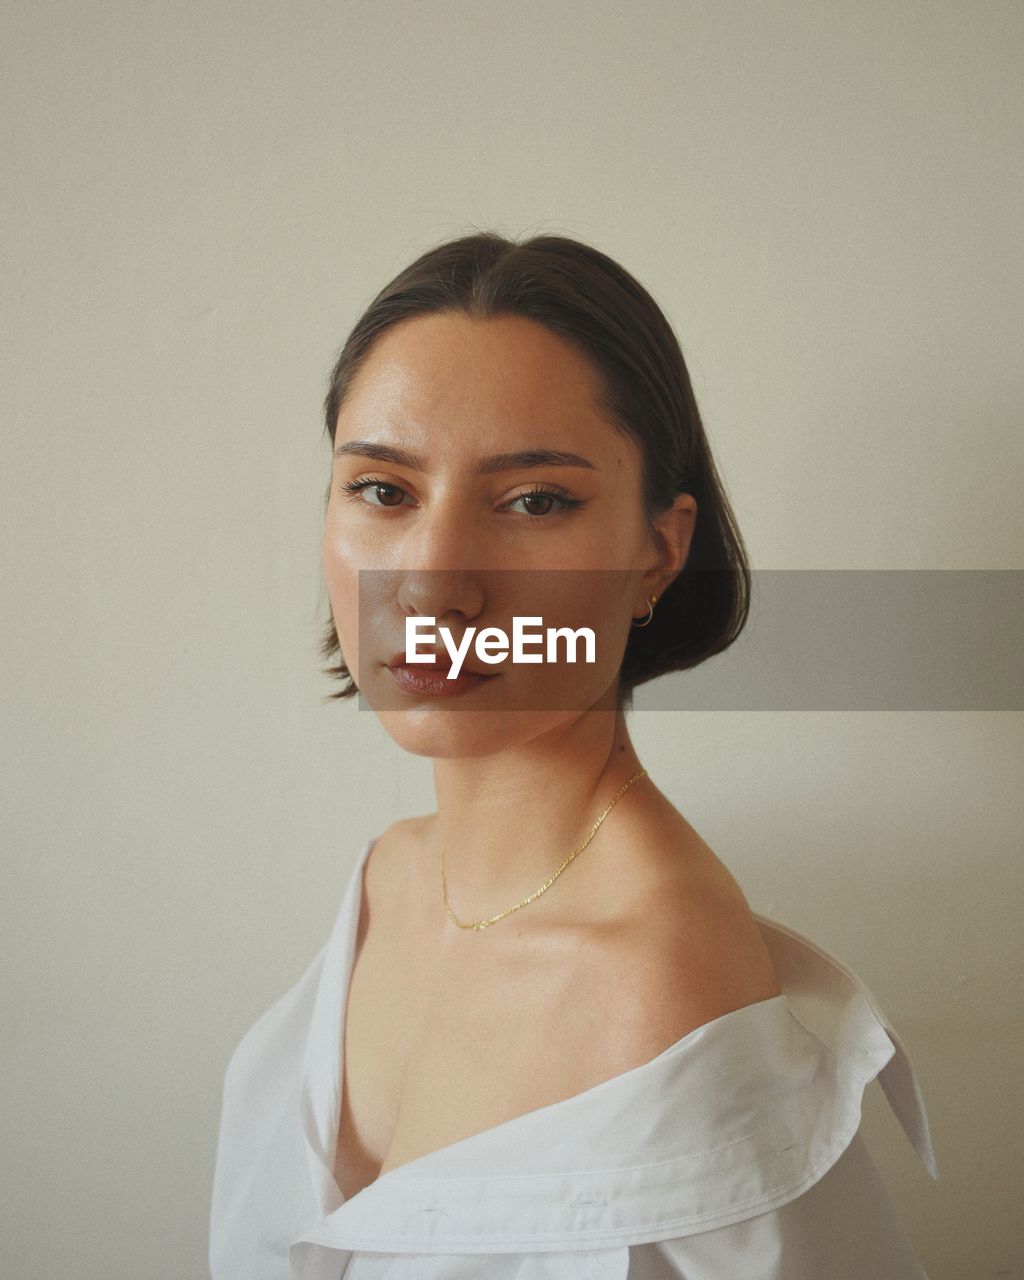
[209,835,939,1279]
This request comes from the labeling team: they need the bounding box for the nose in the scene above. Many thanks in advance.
[397,571,483,627]
[394,500,486,623]
[401,492,481,570]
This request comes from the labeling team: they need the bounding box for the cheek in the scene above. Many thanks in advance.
[511,571,636,696]
[578,500,651,571]
[322,529,362,647]
[570,579,635,681]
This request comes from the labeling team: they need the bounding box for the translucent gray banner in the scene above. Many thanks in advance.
[352,570,1023,712]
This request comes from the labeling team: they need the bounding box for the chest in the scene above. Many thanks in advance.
[333,906,613,1200]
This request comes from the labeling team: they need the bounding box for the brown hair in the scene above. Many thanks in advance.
[320,230,751,710]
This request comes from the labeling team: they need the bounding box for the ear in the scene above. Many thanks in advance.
[638,493,697,603]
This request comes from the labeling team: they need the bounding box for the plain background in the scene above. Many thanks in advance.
[3,2,1022,1277]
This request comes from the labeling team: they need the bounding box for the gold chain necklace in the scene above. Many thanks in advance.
[440,768,649,931]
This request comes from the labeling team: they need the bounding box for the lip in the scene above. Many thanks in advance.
[385,650,497,678]
[385,660,498,699]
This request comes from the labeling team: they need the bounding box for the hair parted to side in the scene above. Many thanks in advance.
[320,230,751,711]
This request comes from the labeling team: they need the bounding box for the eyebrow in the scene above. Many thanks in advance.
[333,439,597,474]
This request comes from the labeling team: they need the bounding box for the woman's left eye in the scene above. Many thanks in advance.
[504,486,584,518]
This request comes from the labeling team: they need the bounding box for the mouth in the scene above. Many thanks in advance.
[384,657,498,699]
[385,649,496,675]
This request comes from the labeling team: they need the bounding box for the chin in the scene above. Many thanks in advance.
[374,705,577,759]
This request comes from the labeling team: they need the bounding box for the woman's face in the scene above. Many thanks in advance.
[322,310,695,757]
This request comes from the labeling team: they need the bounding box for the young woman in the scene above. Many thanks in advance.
[210,233,938,1279]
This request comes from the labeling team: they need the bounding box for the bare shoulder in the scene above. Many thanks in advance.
[373,812,436,850]
[369,813,436,868]
[361,814,436,906]
[585,845,783,1068]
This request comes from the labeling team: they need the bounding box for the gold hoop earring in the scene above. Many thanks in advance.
[631,594,658,628]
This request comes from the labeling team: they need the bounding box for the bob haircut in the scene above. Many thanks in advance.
[320,231,751,711]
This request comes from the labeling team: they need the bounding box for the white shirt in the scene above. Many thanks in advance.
[209,835,940,1279]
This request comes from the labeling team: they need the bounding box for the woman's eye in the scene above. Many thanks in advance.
[340,478,410,508]
[504,487,583,518]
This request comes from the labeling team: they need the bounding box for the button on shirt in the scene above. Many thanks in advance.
[209,836,939,1279]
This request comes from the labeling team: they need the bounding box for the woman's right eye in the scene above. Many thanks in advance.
[339,478,410,508]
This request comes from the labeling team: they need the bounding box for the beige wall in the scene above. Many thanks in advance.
[3,2,1021,1276]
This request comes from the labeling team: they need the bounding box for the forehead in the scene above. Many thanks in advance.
[336,311,614,440]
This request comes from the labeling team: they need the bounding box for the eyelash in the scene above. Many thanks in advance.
[338,477,584,519]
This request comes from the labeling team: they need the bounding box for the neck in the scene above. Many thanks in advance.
[429,705,650,928]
